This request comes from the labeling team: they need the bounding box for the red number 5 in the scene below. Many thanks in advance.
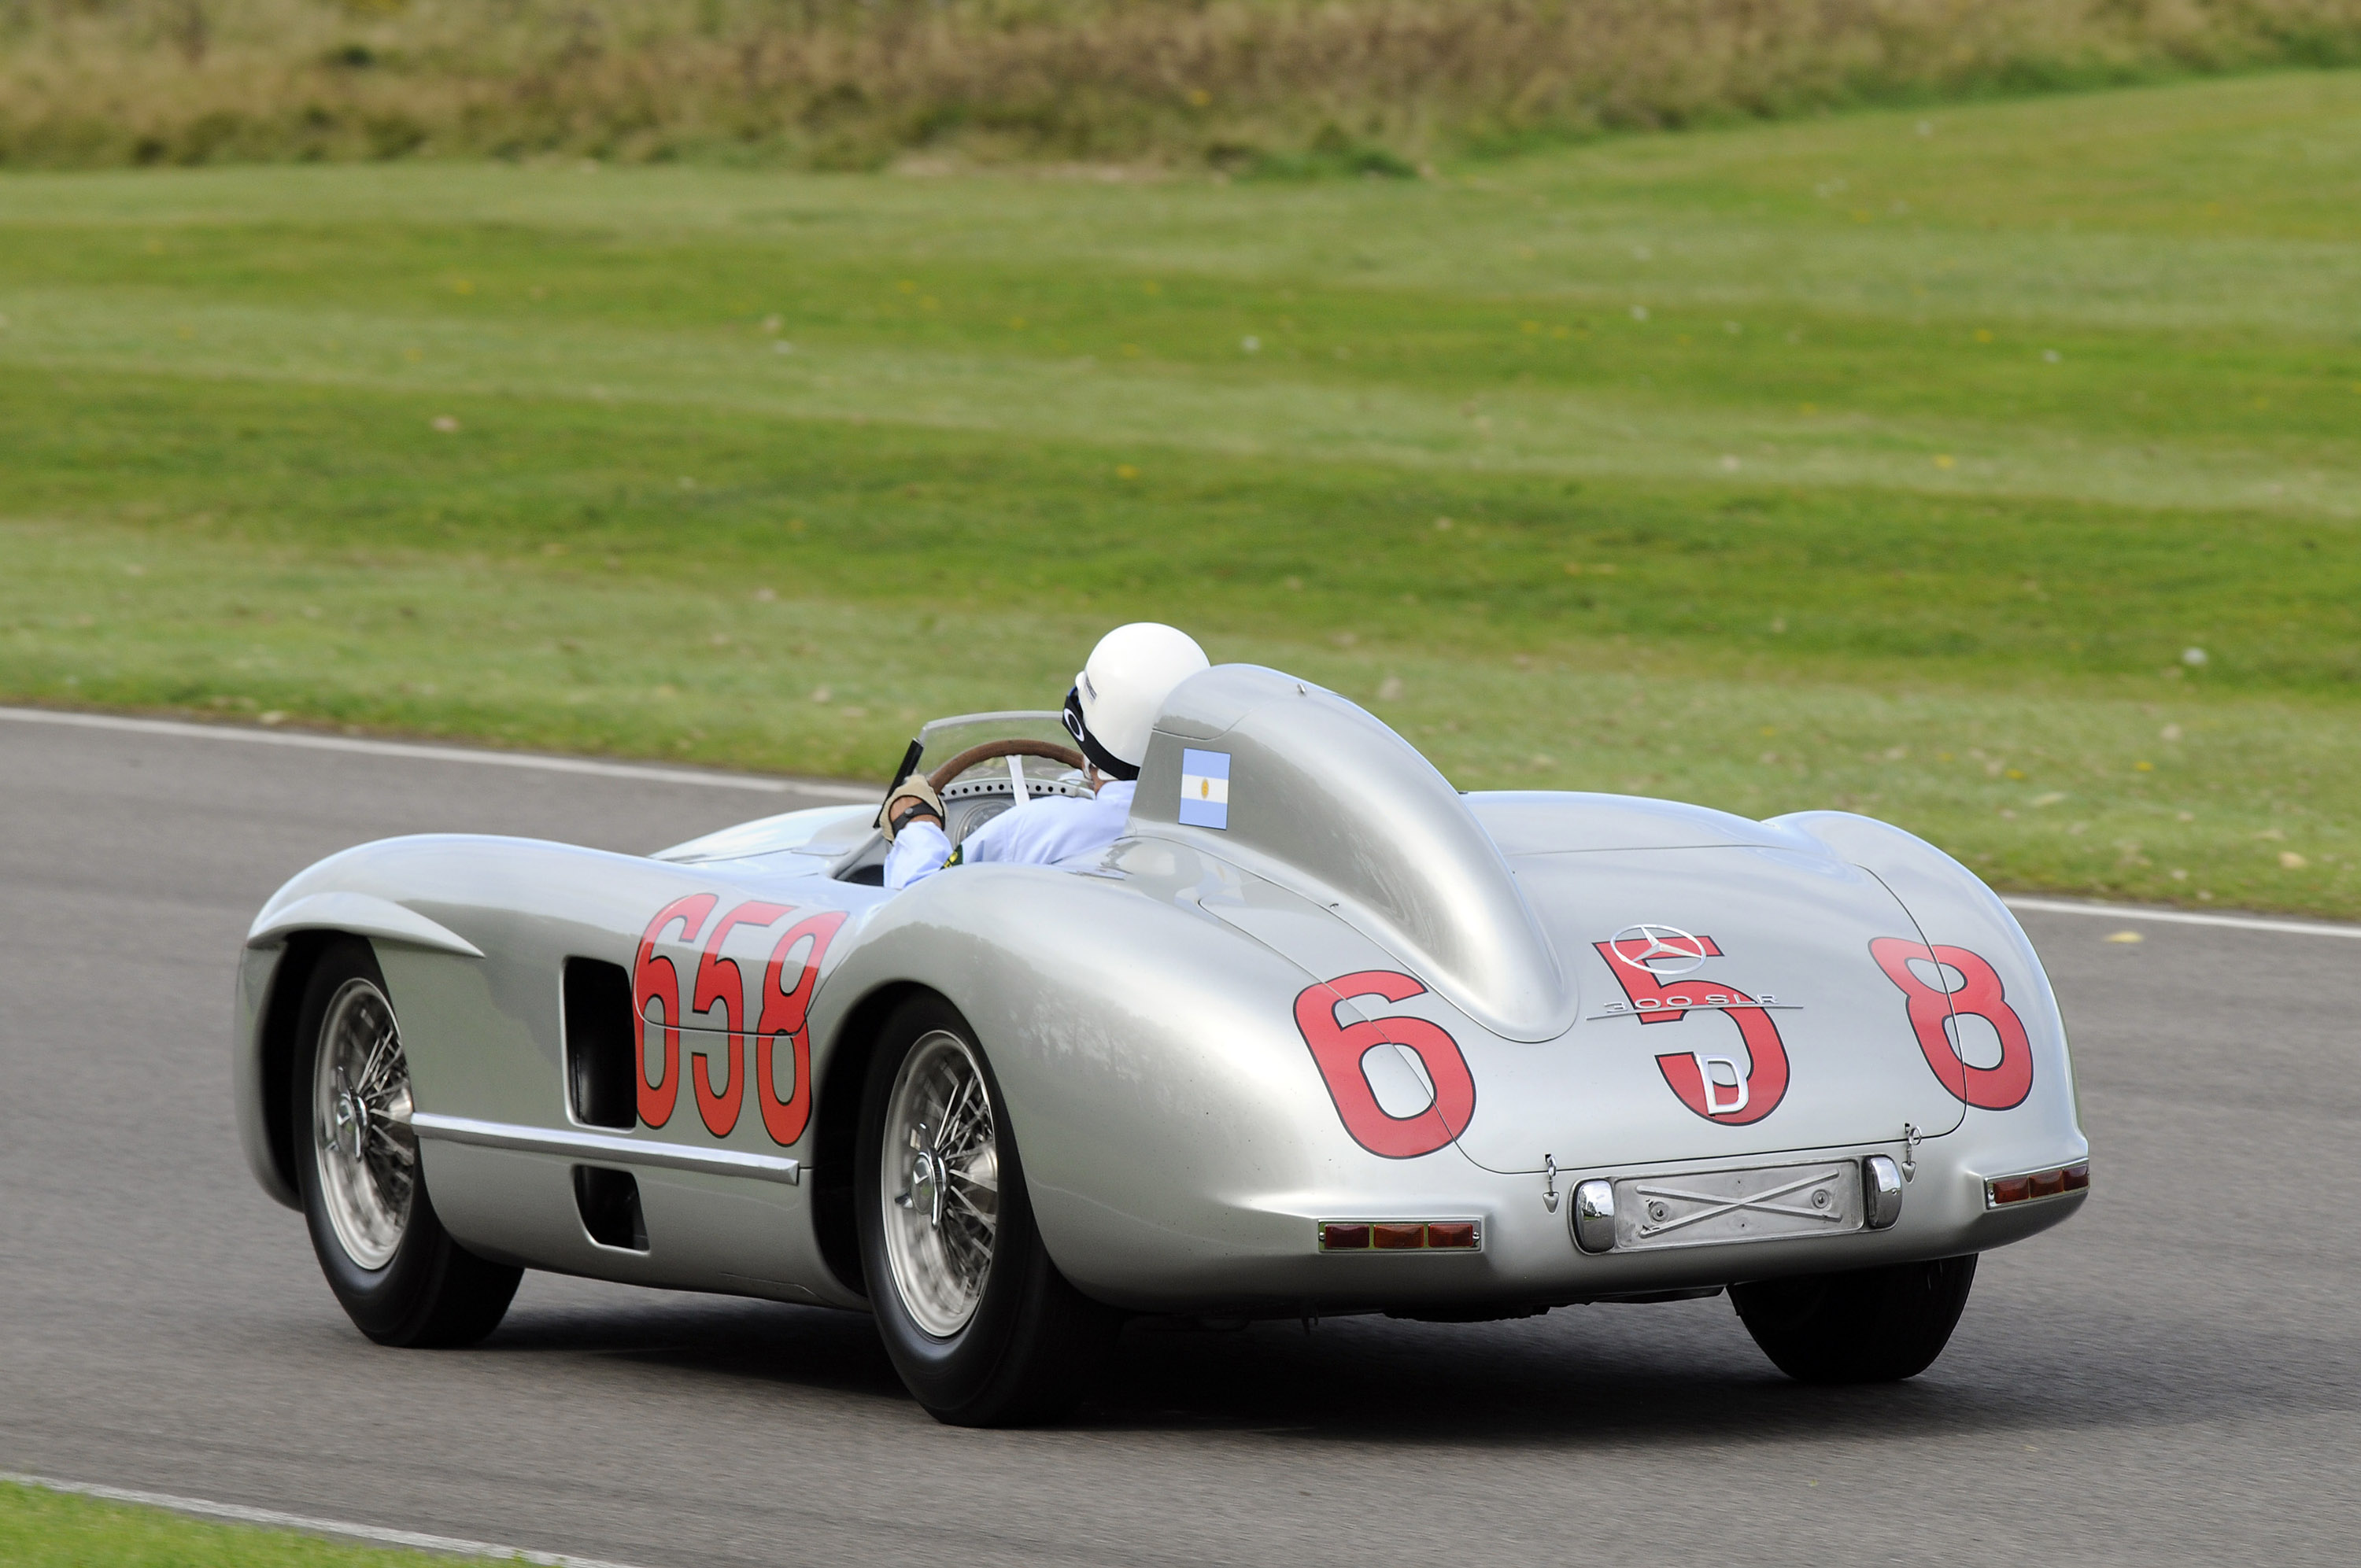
[688,901,792,1137]
[1869,937,2035,1110]
[1293,971,1476,1159]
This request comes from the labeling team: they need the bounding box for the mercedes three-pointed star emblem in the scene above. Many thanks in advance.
[1607,924,1710,976]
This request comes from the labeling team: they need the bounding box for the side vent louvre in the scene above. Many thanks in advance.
[572,1166,648,1252]
[563,957,637,1130]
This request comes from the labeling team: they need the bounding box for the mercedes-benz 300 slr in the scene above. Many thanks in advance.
[235,663,2087,1424]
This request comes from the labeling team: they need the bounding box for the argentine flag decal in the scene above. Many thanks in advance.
[1178,748,1231,829]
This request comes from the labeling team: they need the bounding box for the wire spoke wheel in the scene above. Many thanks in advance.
[293,939,519,1348]
[311,976,417,1271]
[855,995,1121,1423]
[880,1029,1000,1337]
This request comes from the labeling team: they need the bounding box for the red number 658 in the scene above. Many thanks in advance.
[633,895,846,1145]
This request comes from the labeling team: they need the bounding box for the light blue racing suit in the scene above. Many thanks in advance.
[885,780,1136,891]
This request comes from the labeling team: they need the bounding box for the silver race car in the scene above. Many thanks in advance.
[235,664,2088,1423]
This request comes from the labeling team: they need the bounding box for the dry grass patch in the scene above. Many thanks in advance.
[6,0,2361,170]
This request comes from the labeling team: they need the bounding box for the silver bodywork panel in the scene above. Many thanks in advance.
[235,665,2087,1316]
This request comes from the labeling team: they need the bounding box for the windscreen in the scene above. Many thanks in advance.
[909,710,1084,785]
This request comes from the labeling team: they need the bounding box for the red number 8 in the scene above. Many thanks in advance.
[1869,937,2035,1110]
[1293,971,1476,1159]
[752,910,848,1148]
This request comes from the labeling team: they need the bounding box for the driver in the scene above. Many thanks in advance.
[880,623,1208,891]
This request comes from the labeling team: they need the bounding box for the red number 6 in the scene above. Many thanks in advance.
[633,893,719,1129]
[1293,971,1476,1159]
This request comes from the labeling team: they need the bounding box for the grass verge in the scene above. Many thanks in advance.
[0,1479,456,1566]
[1,73,2355,913]
[9,512,2352,917]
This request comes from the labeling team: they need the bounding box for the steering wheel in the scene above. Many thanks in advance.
[925,739,1088,792]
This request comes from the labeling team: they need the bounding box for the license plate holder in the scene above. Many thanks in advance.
[1612,1160,1860,1252]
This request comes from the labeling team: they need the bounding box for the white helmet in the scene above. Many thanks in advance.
[1062,623,1208,779]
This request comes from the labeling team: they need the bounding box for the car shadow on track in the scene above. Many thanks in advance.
[490,1295,908,1400]
[478,1286,2353,1448]
[1086,1301,2360,1450]
[1091,1302,1942,1445]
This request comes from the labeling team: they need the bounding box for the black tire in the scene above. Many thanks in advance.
[292,937,522,1348]
[1731,1255,1976,1384]
[855,995,1120,1426]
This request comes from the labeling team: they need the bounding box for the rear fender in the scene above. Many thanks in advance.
[809,862,1492,1309]
[1772,812,2086,1179]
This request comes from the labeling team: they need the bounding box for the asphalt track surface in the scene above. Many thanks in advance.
[3,713,2357,1568]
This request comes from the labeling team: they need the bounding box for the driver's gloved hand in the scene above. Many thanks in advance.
[880,777,944,841]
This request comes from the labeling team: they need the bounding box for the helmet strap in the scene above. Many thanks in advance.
[1062,685,1141,781]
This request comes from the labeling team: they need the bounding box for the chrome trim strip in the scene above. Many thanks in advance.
[410,1112,800,1185]
[1584,999,1801,1020]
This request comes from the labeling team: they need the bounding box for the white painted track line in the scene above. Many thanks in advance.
[2003,895,2361,940]
[2,1471,660,1568]
[0,704,875,800]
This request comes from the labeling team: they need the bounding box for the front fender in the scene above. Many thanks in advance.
[247,891,483,957]
[234,942,300,1209]
[235,853,497,1212]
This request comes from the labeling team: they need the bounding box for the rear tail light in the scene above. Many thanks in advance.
[1319,1219,1483,1253]
[1986,1160,2089,1209]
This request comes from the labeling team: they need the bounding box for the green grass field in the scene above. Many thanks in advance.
[0,1480,450,1566]
[2,71,2357,914]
